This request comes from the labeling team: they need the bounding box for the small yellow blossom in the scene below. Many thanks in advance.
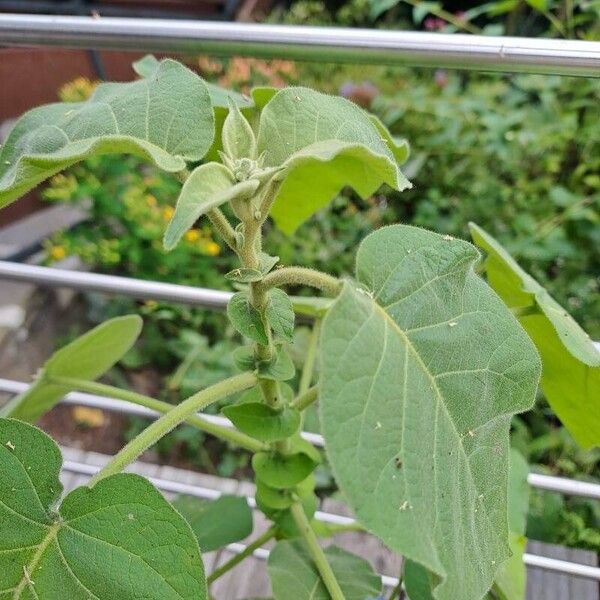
[162,206,175,221]
[49,245,66,261]
[205,241,221,256]
[145,194,158,207]
[185,229,201,243]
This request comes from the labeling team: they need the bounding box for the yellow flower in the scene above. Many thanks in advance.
[205,241,221,256]
[162,206,175,221]
[49,245,66,261]
[145,194,158,207]
[185,229,201,243]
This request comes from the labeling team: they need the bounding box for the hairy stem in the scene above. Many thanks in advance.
[260,267,341,297]
[206,208,238,253]
[207,527,276,584]
[299,319,321,396]
[292,386,319,412]
[388,577,403,600]
[49,376,267,453]
[88,372,257,485]
[290,502,345,600]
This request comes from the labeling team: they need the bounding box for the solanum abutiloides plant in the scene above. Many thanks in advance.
[1,56,598,600]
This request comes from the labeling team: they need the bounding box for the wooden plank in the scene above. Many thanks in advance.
[320,497,403,581]
[210,479,272,599]
[526,541,599,600]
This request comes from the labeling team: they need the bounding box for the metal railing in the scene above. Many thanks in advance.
[1,13,600,77]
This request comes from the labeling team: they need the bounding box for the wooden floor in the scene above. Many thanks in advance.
[60,447,599,600]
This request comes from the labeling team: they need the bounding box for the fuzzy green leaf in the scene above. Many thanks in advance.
[259,253,280,275]
[227,291,268,345]
[172,495,253,553]
[258,346,295,381]
[0,418,206,599]
[257,87,411,234]
[222,100,257,160]
[469,222,600,448]
[132,55,251,111]
[0,60,214,209]
[223,402,300,442]
[369,113,410,165]
[225,267,264,283]
[404,561,436,600]
[252,451,317,489]
[1,315,142,422]
[255,481,294,511]
[265,289,295,342]
[319,224,540,600]
[267,540,381,600]
[164,162,259,251]
[492,449,530,600]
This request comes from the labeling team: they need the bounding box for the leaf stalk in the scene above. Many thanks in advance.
[88,371,257,485]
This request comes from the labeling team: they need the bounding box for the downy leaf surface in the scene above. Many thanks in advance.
[0,418,206,599]
[319,224,540,600]
[492,449,530,600]
[267,540,381,600]
[469,222,600,448]
[227,291,268,345]
[172,495,253,553]
[257,87,411,234]
[163,162,259,250]
[1,315,142,422]
[265,288,295,342]
[0,60,214,209]
[222,402,300,442]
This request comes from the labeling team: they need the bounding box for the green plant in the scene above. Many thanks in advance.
[0,56,597,600]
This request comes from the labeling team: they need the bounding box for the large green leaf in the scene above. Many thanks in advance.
[172,495,253,553]
[492,449,530,600]
[163,162,259,250]
[267,540,381,600]
[469,222,600,448]
[319,224,540,600]
[0,60,214,209]
[1,315,142,422]
[256,87,411,234]
[0,418,206,599]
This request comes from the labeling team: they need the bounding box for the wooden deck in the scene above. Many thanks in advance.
[60,447,599,600]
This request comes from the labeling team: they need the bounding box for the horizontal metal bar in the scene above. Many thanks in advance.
[1,262,598,352]
[0,260,232,308]
[61,459,600,582]
[1,14,600,77]
[2,377,599,500]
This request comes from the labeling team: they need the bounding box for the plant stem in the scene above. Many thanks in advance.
[292,386,318,412]
[290,502,345,600]
[207,527,276,584]
[299,319,321,395]
[207,208,238,253]
[260,267,341,297]
[388,576,403,600]
[49,376,267,453]
[88,372,257,485]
